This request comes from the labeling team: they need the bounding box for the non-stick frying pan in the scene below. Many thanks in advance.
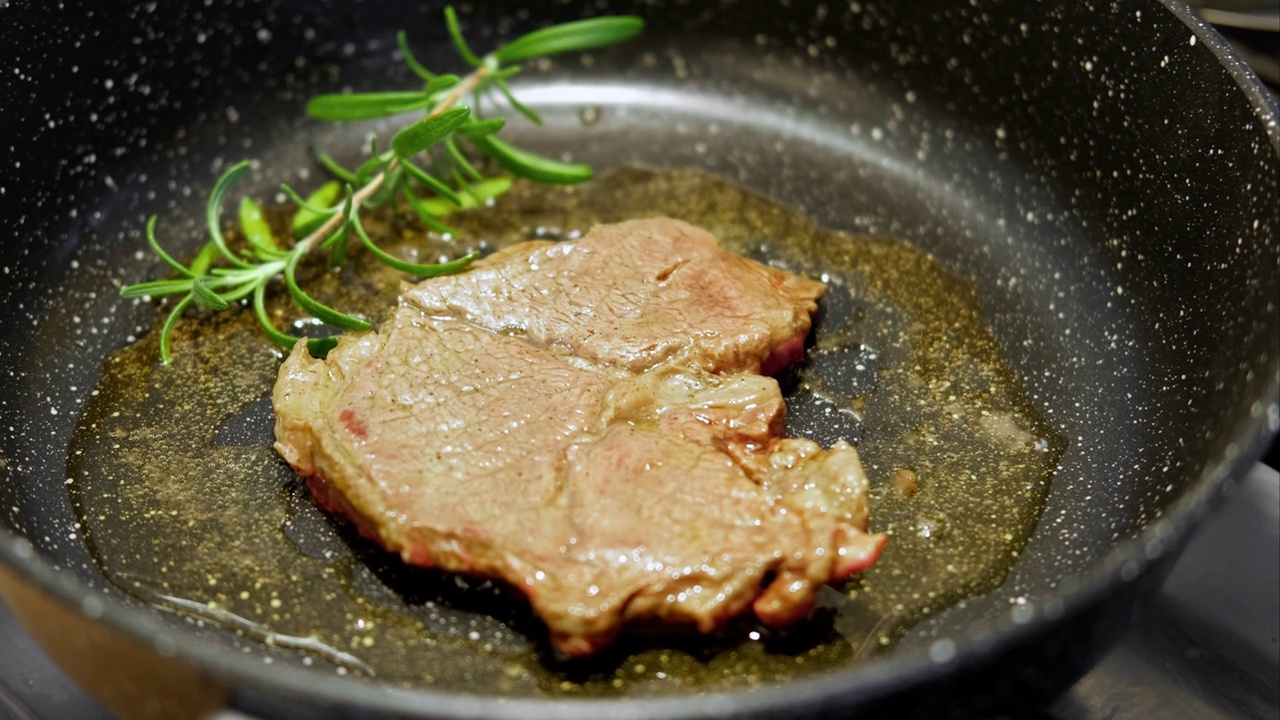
[0,1,1277,718]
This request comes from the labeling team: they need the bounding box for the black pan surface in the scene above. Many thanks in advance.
[0,1,1276,718]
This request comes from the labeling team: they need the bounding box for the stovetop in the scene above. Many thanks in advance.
[3,460,1276,719]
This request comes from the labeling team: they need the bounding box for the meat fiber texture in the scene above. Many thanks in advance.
[274,218,887,656]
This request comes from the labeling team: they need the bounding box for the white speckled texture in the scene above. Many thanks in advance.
[0,0,1275,717]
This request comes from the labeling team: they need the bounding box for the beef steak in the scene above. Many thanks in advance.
[273,217,886,655]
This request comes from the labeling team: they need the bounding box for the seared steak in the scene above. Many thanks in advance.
[274,218,886,655]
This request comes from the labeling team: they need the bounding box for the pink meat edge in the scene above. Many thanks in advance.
[832,529,889,581]
[759,332,809,376]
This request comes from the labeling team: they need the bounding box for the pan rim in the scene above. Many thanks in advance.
[1,0,1277,716]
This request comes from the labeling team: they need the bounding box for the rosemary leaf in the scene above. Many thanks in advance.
[456,117,506,139]
[491,77,542,126]
[158,294,196,365]
[365,165,404,209]
[493,16,645,63]
[396,30,434,81]
[444,136,484,182]
[281,183,337,214]
[207,161,255,269]
[218,275,273,303]
[308,337,341,355]
[238,197,283,258]
[189,242,220,276]
[402,188,460,236]
[353,154,388,186]
[444,6,483,67]
[401,160,464,207]
[322,222,352,266]
[450,168,474,201]
[291,181,343,239]
[412,177,512,216]
[191,278,230,311]
[468,135,592,185]
[143,215,196,279]
[316,153,358,183]
[353,214,479,276]
[251,282,338,356]
[309,336,341,356]
[252,282,300,350]
[392,106,471,159]
[283,248,370,331]
[306,91,433,121]
[121,278,196,299]
[324,192,357,265]
[424,74,461,97]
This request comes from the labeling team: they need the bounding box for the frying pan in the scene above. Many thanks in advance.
[0,0,1276,718]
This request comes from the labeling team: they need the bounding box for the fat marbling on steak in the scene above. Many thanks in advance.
[273,218,886,656]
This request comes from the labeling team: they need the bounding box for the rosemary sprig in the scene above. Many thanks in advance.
[123,7,643,364]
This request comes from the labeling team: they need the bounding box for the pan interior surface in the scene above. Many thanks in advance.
[0,0,1276,713]
[64,164,1063,693]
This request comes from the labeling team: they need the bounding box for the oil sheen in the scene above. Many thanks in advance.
[69,168,1063,696]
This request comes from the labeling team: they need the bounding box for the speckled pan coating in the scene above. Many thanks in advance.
[0,1,1275,719]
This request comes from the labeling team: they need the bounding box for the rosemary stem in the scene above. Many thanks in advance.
[295,64,493,254]
[125,10,645,363]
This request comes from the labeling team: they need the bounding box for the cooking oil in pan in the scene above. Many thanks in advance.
[68,168,1062,696]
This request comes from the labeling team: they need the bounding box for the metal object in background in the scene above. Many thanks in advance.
[1192,0,1280,32]
[1191,0,1280,83]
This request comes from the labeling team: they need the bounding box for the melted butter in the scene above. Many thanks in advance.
[69,168,1062,696]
